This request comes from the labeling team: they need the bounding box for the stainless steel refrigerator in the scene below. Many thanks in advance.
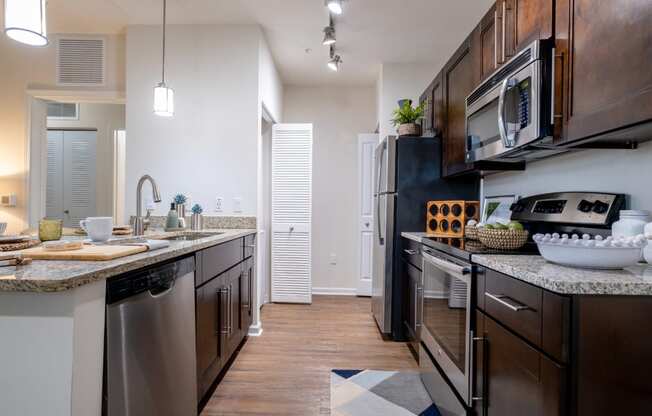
[371,136,478,339]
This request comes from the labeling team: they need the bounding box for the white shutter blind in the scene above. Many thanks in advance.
[271,124,313,304]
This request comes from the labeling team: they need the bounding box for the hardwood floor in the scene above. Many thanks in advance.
[200,295,418,416]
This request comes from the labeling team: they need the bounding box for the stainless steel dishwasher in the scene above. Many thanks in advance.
[105,256,197,416]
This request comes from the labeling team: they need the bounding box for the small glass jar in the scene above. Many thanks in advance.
[612,210,651,238]
[39,219,63,241]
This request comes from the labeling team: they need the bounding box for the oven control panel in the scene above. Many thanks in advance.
[510,192,626,225]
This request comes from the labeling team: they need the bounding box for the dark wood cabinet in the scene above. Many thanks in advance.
[442,33,480,177]
[500,0,553,62]
[476,310,565,416]
[478,3,499,80]
[240,257,254,334]
[555,0,652,145]
[196,274,224,399]
[195,235,256,403]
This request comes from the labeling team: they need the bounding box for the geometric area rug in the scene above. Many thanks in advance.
[331,369,442,416]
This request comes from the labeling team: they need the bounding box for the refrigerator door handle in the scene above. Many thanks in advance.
[376,142,386,245]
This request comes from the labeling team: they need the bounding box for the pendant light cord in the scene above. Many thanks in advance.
[162,0,167,83]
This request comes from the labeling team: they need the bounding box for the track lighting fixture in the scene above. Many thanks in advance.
[326,0,343,15]
[322,26,336,46]
[328,46,342,72]
[3,0,48,46]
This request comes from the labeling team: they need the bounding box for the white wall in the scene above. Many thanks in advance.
[48,103,125,218]
[258,36,283,124]
[483,141,652,210]
[125,25,262,216]
[0,31,125,234]
[376,63,436,139]
[283,86,377,292]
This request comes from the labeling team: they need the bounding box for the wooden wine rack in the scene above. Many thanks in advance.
[426,200,480,237]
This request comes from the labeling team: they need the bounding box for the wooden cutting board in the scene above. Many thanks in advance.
[20,244,148,261]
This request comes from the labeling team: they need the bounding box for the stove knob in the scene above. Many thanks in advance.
[592,200,610,214]
[577,200,594,213]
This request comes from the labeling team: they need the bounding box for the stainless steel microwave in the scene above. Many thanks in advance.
[465,39,564,162]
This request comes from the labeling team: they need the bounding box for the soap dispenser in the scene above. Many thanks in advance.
[166,203,179,230]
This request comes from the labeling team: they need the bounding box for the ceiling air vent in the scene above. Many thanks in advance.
[57,37,106,86]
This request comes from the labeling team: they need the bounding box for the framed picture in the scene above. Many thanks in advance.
[481,195,519,225]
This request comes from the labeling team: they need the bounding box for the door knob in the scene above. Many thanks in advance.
[365,222,370,227]
[63,210,70,215]
[289,226,295,232]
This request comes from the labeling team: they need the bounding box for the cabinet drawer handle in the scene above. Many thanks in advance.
[485,292,530,312]
[404,249,418,255]
[217,288,229,335]
[494,9,499,67]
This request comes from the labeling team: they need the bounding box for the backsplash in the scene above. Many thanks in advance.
[130,215,257,230]
[482,141,652,211]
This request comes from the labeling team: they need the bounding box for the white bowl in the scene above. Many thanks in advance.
[534,233,646,270]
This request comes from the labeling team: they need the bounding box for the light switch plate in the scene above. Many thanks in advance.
[215,197,224,213]
[233,197,243,213]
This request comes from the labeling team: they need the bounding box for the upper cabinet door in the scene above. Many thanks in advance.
[479,3,499,80]
[442,34,480,177]
[501,0,554,61]
[555,0,652,144]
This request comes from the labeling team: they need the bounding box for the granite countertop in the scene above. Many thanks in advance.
[0,229,256,293]
[401,232,429,243]
[472,254,652,296]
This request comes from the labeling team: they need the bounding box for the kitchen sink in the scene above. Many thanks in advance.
[163,232,223,241]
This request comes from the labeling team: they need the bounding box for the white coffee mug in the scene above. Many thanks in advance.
[80,217,113,242]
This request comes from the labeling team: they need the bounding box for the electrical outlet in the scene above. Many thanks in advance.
[329,253,337,265]
[233,197,243,213]
[215,197,224,213]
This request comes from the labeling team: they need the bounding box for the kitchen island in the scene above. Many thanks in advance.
[0,229,256,416]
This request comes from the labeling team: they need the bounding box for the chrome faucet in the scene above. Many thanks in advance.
[134,175,162,236]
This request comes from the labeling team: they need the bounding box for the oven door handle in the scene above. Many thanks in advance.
[422,251,471,278]
[498,77,518,148]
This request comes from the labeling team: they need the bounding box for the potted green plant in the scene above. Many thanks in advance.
[391,99,424,137]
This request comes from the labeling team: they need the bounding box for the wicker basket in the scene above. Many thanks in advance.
[465,225,479,241]
[477,228,529,250]
[398,123,422,137]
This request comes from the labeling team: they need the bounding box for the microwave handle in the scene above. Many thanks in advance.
[498,78,517,148]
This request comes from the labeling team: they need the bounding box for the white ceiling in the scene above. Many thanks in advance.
[45,0,493,86]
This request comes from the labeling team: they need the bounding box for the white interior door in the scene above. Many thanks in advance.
[271,123,313,304]
[357,134,379,296]
[46,130,97,227]
[46,131,65,221]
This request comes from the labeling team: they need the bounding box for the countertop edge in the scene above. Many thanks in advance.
[472,254,652,296]
[0,229,257,293]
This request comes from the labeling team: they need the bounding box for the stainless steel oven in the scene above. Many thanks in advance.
[465,39,563,162]
[420,246,475,412]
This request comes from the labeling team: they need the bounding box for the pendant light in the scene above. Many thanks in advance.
[326,0,343,15]
[3,0,48,46]
[153,0,174,117]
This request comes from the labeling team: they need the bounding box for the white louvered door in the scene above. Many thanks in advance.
[46,130,97,227]
[271,124,313,304]
[46,131,65,220]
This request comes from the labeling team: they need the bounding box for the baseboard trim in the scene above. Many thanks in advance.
[312,287,358,296]
[248,323,263,337]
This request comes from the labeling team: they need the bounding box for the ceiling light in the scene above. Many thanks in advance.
[3,0,48,46]
[154,0,174,117]
[328,55,342,72]
[322,26,336,46]
[326,0,343,15]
